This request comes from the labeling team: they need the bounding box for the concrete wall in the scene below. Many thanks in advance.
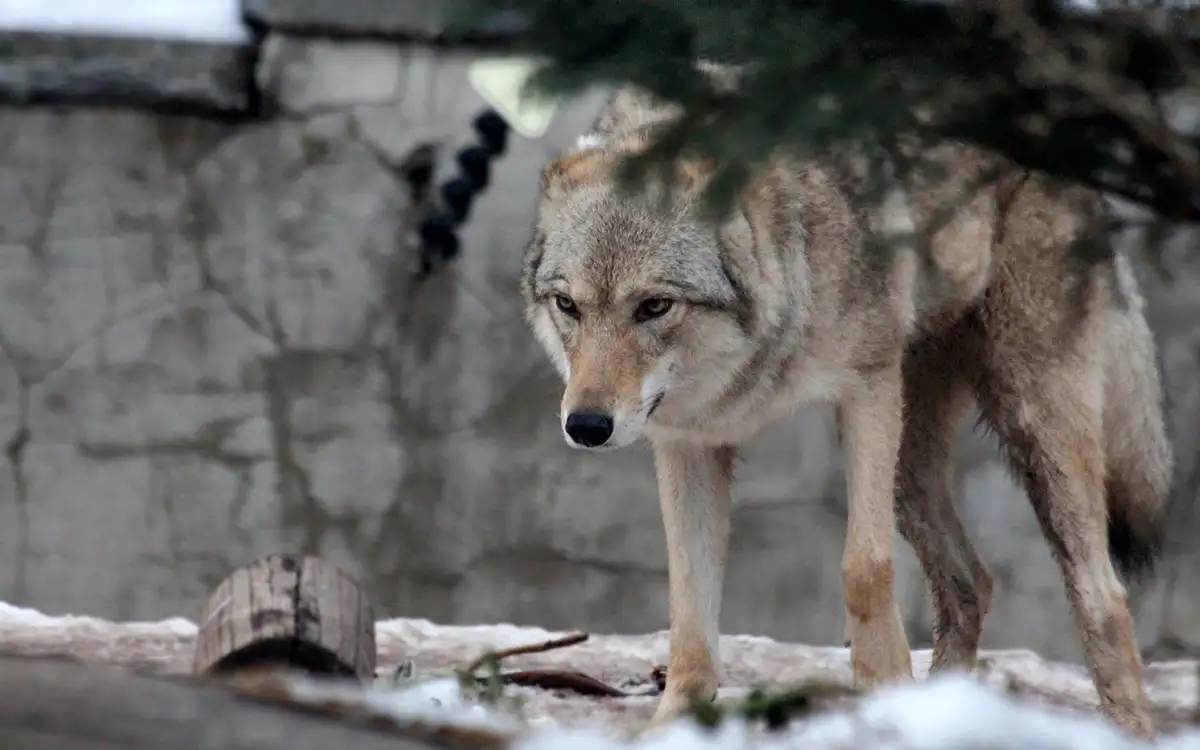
[1,2,1198,661]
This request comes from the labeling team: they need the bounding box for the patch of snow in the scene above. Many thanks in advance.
[0,601,197,636]
[288,674,525,735]
[380,677,469,711]
[0,601,58,626]
[800,675,1146,750]
[409,674,1200,750]
[380,617,566,647]
[0,0,251,44]
[3,601,1200,748]
[377,617,672,664]
[288,651,1200,750]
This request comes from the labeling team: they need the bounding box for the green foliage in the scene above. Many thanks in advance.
[686,679,863,732]
[458,0,1200,221]
[456,652,507,706]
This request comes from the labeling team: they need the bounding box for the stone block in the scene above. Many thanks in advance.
[243,0,528,40]
[0,32,254,116]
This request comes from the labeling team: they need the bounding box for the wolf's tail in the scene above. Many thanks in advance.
[1101,258,1174,580]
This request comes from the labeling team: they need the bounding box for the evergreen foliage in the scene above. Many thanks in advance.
[461,0,1200,221]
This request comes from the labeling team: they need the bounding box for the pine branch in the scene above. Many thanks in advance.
[460,0,1200,221]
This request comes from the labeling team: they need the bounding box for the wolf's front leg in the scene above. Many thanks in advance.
[839,362,914,688]
[648,440,735,726]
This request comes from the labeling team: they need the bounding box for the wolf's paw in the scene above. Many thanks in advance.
[648,690,701,728]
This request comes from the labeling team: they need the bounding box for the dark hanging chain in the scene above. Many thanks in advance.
[407,108,511,280]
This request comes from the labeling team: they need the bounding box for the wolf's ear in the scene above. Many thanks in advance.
[540,148,611,199]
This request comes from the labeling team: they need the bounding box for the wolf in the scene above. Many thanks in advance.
[520,75,1173,736]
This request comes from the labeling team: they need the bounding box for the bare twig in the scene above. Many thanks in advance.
[462,632,589,678]
[457,632,589,706]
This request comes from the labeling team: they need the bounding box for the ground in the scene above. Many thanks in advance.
[2,602,1200,748]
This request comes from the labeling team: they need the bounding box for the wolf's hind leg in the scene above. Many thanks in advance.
[894,331,992,671]
[969,307,1155,736]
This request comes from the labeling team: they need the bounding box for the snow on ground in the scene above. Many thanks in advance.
[0,600,197,635]
[281,668,1200,750]
[0,0,250,44]
[3,601,1200,749]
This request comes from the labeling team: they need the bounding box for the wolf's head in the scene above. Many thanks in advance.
[521,145,764,451]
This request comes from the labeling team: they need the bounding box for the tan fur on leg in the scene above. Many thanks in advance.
[969,177,1159,736]
[649,441,735,725]
[975,359,1154,736]
[839,362,914,688]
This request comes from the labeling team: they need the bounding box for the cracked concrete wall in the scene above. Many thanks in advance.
[1,32,1199,662]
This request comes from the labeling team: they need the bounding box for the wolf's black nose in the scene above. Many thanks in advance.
[564,411,614,447]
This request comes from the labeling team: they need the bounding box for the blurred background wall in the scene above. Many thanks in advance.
[0,0,1198,662]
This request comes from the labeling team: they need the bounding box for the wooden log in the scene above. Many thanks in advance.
[193,553,376,681]
[0,654,499,750]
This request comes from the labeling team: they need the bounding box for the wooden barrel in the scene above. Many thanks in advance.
[192,554,376,681]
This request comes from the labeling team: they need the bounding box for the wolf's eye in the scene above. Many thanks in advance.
[554,295,580,318]
[635,298,673,322]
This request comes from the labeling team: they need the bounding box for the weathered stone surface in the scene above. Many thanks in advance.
[256,36,405,114]
[0,35,1197,664]
[242,0,529,40]
[0,32,254,116]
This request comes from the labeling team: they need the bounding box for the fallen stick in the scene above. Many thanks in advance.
[463,631,589,677]
[500,669,628,697]
[459,631,591,705]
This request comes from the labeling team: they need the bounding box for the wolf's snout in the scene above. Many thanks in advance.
[564,410,614,448]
